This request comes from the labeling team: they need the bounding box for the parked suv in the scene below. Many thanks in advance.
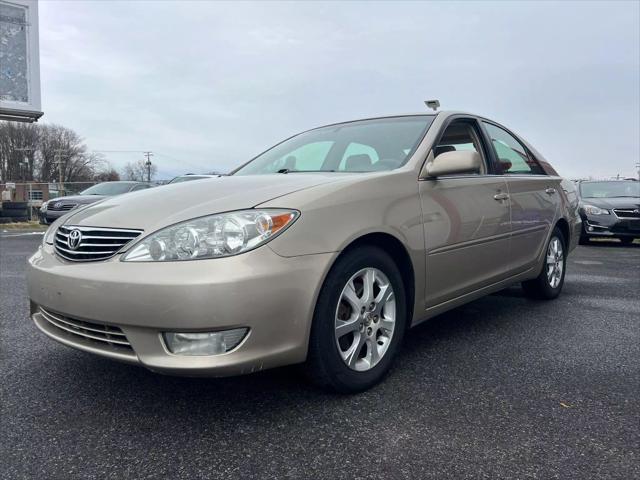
[28,112,580,392]
[578,180,640,245]
[39,181,152,224]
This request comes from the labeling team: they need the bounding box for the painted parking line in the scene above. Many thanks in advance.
[0,231,45,237]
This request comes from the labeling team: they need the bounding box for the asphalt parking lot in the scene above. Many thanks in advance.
[1,233,638,480]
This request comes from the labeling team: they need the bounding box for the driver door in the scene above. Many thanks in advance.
[419,118,512,307]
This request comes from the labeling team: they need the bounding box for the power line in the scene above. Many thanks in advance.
[153,152,211,172]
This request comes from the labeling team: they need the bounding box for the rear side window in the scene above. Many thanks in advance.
[483,122,545,175]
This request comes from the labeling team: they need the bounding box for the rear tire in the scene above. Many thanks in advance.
[306,246,407,393]
[522,227,566,300]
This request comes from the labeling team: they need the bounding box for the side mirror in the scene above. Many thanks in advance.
[422,150,481,178]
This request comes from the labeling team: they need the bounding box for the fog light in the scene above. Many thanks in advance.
[588,226,594,232]
[163,328,248,356]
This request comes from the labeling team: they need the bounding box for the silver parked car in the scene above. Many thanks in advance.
[27,112,581,392]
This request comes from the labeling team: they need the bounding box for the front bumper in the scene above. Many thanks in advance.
[581,213,640,238]
[27,243,336,376]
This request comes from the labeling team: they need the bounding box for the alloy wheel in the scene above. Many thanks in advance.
[334,267,396,371]
[546,236,564,288]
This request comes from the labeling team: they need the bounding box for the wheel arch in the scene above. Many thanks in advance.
[338,232,416,328]
[555,217,570,246]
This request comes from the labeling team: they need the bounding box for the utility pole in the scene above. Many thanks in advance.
[143,151,153,182]
[53,150,69,196]
[15,147,34,204]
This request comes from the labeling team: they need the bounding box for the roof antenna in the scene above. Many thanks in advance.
[424,99,440,111]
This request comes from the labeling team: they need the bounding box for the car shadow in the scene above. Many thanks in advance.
[581,239,639,248]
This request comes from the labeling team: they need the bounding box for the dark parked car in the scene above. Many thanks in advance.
[39,181,152,224]
[578,180,640,245]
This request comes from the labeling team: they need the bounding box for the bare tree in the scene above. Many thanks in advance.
[0,121,38,181]
[122,159,157,182]
[94,166,121,182]
[0,121,107,183]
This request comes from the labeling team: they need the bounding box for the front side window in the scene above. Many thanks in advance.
[433,120,485,174]
[233,116,434,175]
[483,122,544,175]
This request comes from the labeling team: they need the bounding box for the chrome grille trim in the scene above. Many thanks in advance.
[54,225,143,262]
[48,202,77,211]
[39,307,134,351]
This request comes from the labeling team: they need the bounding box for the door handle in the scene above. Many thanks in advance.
[493,192,509,201]
[545,187,556,195]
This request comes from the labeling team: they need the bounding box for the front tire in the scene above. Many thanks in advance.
[620,237,636,245]
[522,227,567,300]
[306,246,407,393]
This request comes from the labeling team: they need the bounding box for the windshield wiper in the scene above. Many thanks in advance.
[277,169,335,174]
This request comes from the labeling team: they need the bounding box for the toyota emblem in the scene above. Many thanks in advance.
[54,202,62,209]
[67,229,82,250]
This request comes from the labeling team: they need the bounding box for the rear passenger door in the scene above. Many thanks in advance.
[481,121,559,273]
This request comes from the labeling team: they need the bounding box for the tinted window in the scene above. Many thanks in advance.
[233,116,434,175]
[483,122,544,175]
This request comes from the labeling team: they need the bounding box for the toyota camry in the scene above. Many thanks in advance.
[27,111,581,392]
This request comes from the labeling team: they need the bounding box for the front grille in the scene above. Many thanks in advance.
[48,202,77,211]
[55,225,143,262]
[613,209,640,219]
[39,307,134,354]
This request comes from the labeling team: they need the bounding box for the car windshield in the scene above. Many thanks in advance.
[80,183,135,195]
[233,116,434,175]
[580,181,640,198]
[168,175,210,184]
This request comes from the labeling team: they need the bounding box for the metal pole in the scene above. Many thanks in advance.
[28,182,32,221]
[143,151,153,183]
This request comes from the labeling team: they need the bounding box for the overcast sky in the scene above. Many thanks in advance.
[39,0,639,179]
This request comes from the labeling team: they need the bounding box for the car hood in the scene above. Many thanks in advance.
[580,197,640,210]
[64,174,346,232]
[49,194,108,205]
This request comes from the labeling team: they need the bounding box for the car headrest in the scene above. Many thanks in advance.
[345,154,373,171]
[497,158,512,173]
[434,145,456,157]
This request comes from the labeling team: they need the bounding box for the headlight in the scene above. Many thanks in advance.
[40,201,48,212]
[122,209,299,262]
[582,204,610,215]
